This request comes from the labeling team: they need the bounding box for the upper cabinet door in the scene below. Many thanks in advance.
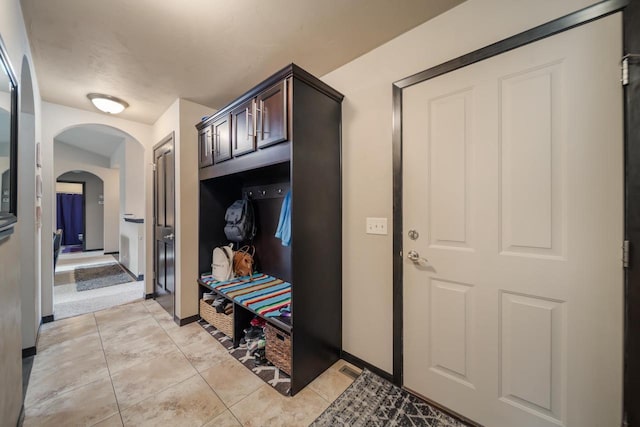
[256,79,288,148]
[198,125,213,168]
[232,99,256,157]
[213,114,232,163]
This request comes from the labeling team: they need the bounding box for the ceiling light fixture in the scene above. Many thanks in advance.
[87,93,129,114]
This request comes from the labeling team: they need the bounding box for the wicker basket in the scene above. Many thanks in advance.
[265,323,292,375]
[199,299,233,338]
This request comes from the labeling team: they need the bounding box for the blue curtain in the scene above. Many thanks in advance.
[56,193,83,246]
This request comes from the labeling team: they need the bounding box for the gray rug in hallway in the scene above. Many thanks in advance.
[198,319,291,396]
[310,369,471,427]
[75,263,134,291]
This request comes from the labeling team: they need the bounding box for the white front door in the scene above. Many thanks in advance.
[402,15,623,427]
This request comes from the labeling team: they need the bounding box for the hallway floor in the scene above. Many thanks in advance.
[54,251,144,320]
[24,300,358,426]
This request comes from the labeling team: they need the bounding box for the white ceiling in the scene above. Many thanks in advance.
[21,0,464,124]
[55,124,128,158]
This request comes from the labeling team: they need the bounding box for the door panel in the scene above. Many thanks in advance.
[257,80,287,148]
[157,154,165,226]
[164,147,175,295]
[232,99,256,157]
[500,63,563,257]
[428,89,473,250]
[154,135,175,316]
[403,15,623,427]
[500,293,563,415]
[156,240,165,288]
[429,279,473,385]
[213,114,232,163]
[199,125,213,168]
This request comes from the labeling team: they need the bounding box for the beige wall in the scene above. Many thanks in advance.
[178,99,214,319]
[0,0,42,423]
[18,56,40,354]
[111,138,145,278]
[0,231,21,422]
[111,137,145,217]
[322,0,599,373]
[151,99,213,319]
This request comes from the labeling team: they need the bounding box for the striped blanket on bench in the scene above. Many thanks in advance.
[200,273,291,318]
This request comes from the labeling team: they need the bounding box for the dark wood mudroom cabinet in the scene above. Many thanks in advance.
[198,125,213,168]
[256,79,287,148]
[231,98,256,157]
[196,64,343,396]
[212,113,232,164]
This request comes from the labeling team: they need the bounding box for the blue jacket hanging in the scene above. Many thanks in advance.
[275,191,291,246]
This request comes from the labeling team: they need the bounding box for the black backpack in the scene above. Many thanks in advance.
[224,196,256,242]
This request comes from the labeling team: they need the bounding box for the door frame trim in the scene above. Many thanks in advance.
[391,0,628,391]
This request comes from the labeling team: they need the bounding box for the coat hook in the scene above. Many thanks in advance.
[248,191,253,197]
[261,190,266,196]
[277,188,282,194]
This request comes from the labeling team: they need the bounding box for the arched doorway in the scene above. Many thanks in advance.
[50,124,146,319]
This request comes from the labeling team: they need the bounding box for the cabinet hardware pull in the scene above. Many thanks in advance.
[246,107,254,141]
[256,99,263,140]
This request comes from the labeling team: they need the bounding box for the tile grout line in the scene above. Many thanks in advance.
[149,305,236,426]
[94,311,126,427]
[195,319,332,424]
[188,321,265,426]
[192,370,244,427]
[144,302,246,426]
[37,300,342,426]
[99,305,195,412]
[25,316,105,412]
[226,382,266,414]
[24,376,111,418]
[142,302,334,426]
[308,385,331,404]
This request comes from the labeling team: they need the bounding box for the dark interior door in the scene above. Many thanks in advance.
[625,0,640,425]
[154,134,175,316]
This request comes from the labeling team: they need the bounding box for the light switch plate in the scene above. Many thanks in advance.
[366,217,388,235]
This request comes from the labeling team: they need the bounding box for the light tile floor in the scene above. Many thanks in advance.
[24,299,360,426]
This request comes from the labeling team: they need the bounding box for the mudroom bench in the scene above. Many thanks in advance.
[196,64,343,395]
[198,273,292,343]
[198,273,294,375]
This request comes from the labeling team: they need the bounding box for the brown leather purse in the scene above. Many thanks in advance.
[233,245,255,278]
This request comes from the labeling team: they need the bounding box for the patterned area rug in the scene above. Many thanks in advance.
[74,263,134,291]
[311,369,470,427]
[198,319,291,396]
